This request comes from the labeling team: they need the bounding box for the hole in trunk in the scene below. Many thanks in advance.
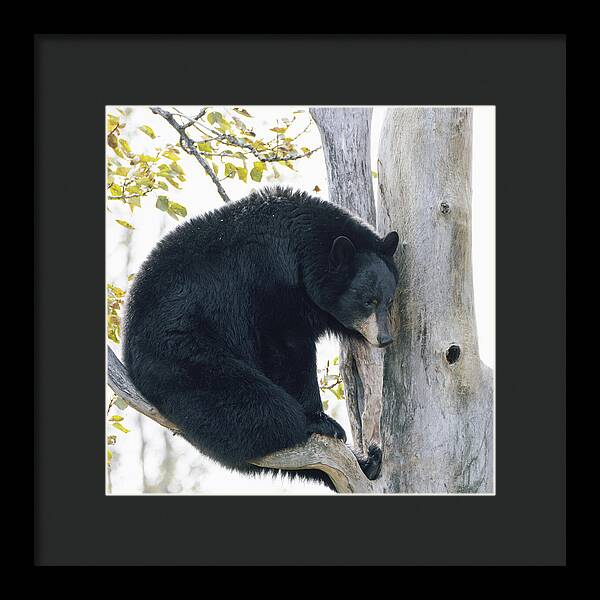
[446,344,461,364]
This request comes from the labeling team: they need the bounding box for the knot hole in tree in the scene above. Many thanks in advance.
[445,344,461,365]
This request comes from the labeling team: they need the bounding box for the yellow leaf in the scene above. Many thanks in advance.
[139,125,156,139]
[163,150,180,161]
[107,114,119,129]
[112,422,130,433]
[313,185,321,193]
[233,107,253,118]
[119,138,132,154]
[116,220,135,230]
[236,166,248,182]
[109,415,124,422]
[109,184,122,197]
[107,284,126,298]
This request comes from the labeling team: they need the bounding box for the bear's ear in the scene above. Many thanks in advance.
[329,236,356,272]
[382,231,399,256]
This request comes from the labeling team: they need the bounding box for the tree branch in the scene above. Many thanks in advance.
[149,106,232,204]
[107,345,179,431]
[106,345,373,493]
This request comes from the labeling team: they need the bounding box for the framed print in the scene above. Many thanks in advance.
[35,34,565,566]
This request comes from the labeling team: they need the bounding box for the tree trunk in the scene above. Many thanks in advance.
[312,107,494,494]
[310,107,384,455]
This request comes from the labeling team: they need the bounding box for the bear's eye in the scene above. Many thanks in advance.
[365,298,378,307]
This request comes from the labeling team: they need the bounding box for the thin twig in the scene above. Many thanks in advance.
[150,106,232,203]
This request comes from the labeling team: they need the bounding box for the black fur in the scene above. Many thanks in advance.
[123,187,398,491]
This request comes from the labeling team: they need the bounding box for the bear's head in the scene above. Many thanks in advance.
[322,231,400,348]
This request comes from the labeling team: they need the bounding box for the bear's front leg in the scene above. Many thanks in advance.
[305,410,347,443]
[292,343,347,443]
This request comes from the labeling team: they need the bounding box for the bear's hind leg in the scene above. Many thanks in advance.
[156,361,310,470]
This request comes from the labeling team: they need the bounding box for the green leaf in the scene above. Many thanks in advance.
[168,202,187,218]
[137,177,154,188]
[115,219,135,230]
[127,195,142,209]
[157,181,168,191]
[114,396,129,410]
[170,161,184,175]
[115,166,130,177]
[371,170,378,178]
[207,111,223,125]
[139,125,156,139]
[156,195,169,211]
[197,142,213,153]
[250,167,263,182]
[224,163,236,178]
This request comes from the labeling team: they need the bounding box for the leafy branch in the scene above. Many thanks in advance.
[149,106,232,203]
[149,106,320,201]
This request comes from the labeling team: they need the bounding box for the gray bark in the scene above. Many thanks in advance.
[310,107,384,454]
[311,107,494,494]
[377,107,493,493]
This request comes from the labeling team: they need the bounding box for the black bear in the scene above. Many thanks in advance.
[123,186,399,490]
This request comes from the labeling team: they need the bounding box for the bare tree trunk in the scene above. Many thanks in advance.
[377,107,493,493]
[310,107,384,454]
[312,107,494,494]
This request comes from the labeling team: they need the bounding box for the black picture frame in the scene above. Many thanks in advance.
[34,34,566,566]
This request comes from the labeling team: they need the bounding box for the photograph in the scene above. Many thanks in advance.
[105,104,496,495]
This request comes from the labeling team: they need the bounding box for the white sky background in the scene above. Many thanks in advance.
[106,106,495,495]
